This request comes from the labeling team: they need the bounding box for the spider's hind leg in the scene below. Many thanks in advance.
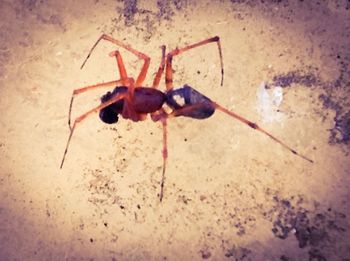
[213,102,314,163]
[166,85,313,163]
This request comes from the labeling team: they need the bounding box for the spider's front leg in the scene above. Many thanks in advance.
[79,35,151,118]
[81,34,150,87]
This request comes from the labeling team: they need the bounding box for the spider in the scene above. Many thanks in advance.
[60,34,313,201]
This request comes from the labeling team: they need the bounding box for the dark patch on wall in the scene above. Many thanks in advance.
[329,110,350,145]
[157,1,174,20]
[334,54,350,88]
[199,246,212,259]
[267,70,320,89]
[16,0,66,31]
[318,93,342,112]
[266,65,350,148]
[263,194,347,260]
[318,93,350,146]
[122,0,138,26]
[21,0,40,11]
[319,91,350,146]
[231,0,288,4]
[220,241,252,260]
[114,0,189,41]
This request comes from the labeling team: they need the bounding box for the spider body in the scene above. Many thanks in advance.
[99,84,216,124]
[61,34,313,202]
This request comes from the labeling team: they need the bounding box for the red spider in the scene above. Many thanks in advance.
[60,34,313,201]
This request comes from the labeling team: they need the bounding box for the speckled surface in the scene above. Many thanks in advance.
[0,0,349,260]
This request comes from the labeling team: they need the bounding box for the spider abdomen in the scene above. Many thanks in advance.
[166,84,215,119]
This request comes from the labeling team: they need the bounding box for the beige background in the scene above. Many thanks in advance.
[0,0,349,260]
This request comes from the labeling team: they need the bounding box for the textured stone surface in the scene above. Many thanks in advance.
[0,0,349,260]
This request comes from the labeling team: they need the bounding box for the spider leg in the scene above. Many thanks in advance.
[165,36,224,91]
[60,91,128,169]
[212,102,314,163]
[156,104,209,202]
[167,102,212,118]
[152,45,166,89]
[150,109,168,202]
[151,100,312,201]
[80,34,150,87]
[68,78,133,130]
[165,100,313,163]
[120,78,143,122]
[108,50,129,86]
[108,49,138,107]
[159,116,168,202]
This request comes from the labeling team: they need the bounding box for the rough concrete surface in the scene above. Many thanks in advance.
[0,0,350,260]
